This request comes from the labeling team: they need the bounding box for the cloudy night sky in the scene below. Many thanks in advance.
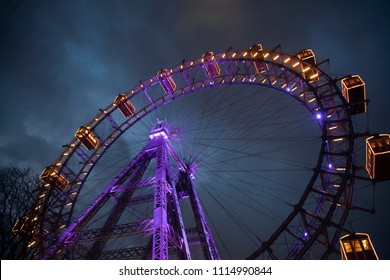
[1,0,389,259]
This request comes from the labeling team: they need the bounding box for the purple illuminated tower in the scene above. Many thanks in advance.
[41,120,219,260]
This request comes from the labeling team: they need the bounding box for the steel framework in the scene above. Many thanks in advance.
[40,120,218,259]
[18,44,371,259]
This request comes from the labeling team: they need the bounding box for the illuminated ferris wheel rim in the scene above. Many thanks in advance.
[37,45,357,259]
[55,47,352,175]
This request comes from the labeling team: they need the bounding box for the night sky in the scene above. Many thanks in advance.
[1,0,389,259]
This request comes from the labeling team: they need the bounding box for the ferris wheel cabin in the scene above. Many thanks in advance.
[40,165,69,190]
[340,233,379,260]
[366,134,390,181]
[341,75,367,115]
[249,44,268,74]
[296,49,316,65]
[157,69,176,95]
[202,51,221,79]
[114,94,136,117]
[249,43,263,53]
[75,126,100,150]
[296,49,319,81]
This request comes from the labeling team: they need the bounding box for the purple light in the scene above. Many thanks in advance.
[286,87,291,92]
[316,113,322,120]
[328,163,332,169]
[149,131,168,140]
[304,232,308,237]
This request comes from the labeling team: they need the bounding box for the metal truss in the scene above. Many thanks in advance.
[22,44,372,259]
[37,120,217,259]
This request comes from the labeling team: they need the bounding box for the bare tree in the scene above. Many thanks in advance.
[0,164,40,259]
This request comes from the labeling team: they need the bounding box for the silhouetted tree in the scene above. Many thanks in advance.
[0,164,40,259]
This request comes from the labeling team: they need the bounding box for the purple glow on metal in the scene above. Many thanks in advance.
[149,131,168,140]
[189,177,220,259]
[328,163,332,169]
[316,113,322,119]
[286,87,291,92]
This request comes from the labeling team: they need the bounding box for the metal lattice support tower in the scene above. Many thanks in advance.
[40,120,216,260]
[151,136,170,259]
[176,169,220,259]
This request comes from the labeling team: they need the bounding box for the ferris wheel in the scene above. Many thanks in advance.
[13,44,389,260]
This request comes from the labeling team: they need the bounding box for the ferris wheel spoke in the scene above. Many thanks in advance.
[24,45,371,260]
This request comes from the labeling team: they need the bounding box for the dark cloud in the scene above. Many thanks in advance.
[0,0,389,259]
